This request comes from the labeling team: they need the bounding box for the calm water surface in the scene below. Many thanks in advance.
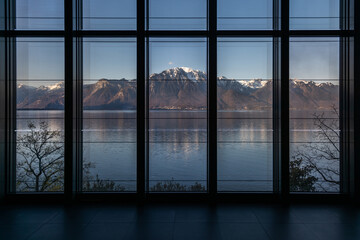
[16,110,338,191]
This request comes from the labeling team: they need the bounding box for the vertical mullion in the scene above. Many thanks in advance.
[75,0,83,193]
[64,0,74,201]
[145,0,149,194]
[354,0,360,201]
[339,0,354,197]
[273,37,280,194]
[137,0,146,199]
[208,0,217,198]
[0,0,5,200]
[339,36,346,194]
[272,0,281,194]
[75,36,83,193]
[7,0,16,195]
[280,0,290,200]
[339,0,349,196]
[75,0,83,194]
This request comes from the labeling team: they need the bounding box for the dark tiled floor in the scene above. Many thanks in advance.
[0,203,359,240]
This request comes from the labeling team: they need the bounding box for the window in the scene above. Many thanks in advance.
[15,38,64,192]
[0,0,355,200]
[148,0,207,30]
[148,38,208,192]
[290,0,340,30]
[217,38,273,191]
[218,0,273,30]
[82,0,136,30]
[289,37,340,192]
[82,38,137,192]
[16,0,64,30]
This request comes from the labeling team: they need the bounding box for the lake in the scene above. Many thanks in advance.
[16,110,339,192]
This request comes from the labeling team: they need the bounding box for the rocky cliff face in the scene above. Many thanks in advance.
[17,67,339,111]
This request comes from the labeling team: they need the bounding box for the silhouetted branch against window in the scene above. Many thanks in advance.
[16,121,64,192]
[16,121,123,192]
[291,105,340,192]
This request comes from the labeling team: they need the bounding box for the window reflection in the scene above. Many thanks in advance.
[218,0,273,30]
[16,38,64,192]
[82,38,137,192]
[148,0,207,30]
[82,0,136,30]
[290,37,340,192]
[217,38,273,192]
[16,0,64,30]
[148,38,207,192]
[290,0,340,30]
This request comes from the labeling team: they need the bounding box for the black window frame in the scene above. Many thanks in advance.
[0,0,358,203]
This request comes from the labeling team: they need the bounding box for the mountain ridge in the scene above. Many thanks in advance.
[17,67,339,111]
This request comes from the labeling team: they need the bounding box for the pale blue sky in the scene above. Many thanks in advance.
[16,0,340,85]
[149,38,207,75]
[83,38,137,81]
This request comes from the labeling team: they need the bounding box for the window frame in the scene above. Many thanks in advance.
[0,0,357,203]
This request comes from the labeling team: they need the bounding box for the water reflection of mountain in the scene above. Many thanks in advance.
[16,110,334,191]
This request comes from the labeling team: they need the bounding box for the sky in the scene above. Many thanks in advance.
[16,0,340,86]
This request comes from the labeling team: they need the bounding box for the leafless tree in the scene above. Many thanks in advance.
[292,106,340,192]
[16,121,125,192]
[16,121,64,192]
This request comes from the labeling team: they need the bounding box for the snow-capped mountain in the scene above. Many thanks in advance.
[150,67,207,82]
[47,82,64,90]
[16,67,339,110]
[237,79,269,89]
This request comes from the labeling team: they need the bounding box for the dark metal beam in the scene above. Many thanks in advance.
[0,36,4,200]
[280,0,290,202]
[137,0,146,201]
[64,0,74,201]
[208,0,217,199]
[353,0,360,202]
[0,0,5,201]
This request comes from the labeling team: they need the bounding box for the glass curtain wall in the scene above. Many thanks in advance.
[289,37,340,192]
[15,38,65,192]
[217,38,273,192]
[2,0,351,198]
[15,0,64,30]
[82,38,137,192]
[147,38,208,192]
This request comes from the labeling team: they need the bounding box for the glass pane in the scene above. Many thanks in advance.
[148,38,207,192]
[16,38,64,192]
[83,0,136,30]
[16,0,64,30]
[290,0,340,30]
[148,0,207,30]
[290,37,340,192]
[217,38,273,192]
[82,38,137,192]
[218,0,273,30]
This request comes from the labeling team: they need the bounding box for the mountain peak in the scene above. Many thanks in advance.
[151,67,207,82]
[174,67,196,73]
[237,79,268,89]
[96,79,111,88]
[48,81,64,90]
[161,66,203,73]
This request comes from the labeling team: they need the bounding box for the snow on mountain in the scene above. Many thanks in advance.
[15,67,339,111]
[48,81,64,90]
[291,78,336,87]
[18,81,64,91]
[151,67,207,82]
[17,83,36,90]
[237,79,269,89]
